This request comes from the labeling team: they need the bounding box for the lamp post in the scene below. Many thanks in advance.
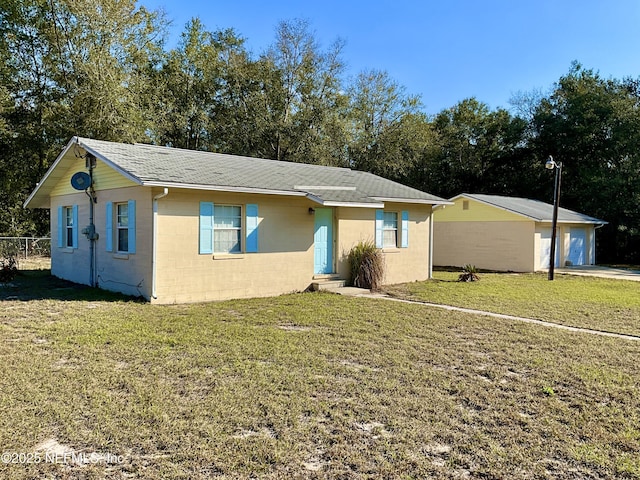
[545,155,562,280]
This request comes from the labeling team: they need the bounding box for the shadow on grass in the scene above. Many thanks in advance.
[0,269,142,302]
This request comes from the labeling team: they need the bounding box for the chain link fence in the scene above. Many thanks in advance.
[0,237,51,259]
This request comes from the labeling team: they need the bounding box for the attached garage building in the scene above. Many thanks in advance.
[433,194,607,272]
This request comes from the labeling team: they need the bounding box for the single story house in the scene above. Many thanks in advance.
[25,137,450,303]
[433,193,607,272]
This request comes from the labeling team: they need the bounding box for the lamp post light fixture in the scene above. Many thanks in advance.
[545,155,562,280]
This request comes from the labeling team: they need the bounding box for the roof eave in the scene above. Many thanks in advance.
[322,201,385,208]
[453,194,607,224]
[141,181,308,197]
[539,220,609,225]
[24,137,144,209]
[372,197,453,206]
[75,138,143,186]
[306,194,384,209]
[451,193,540,221]
[23,136,79,209]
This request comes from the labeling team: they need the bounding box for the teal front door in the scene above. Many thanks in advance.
[314,208,333,274]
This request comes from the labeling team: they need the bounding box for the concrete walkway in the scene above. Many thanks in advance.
[555,265,640,281]
[332,287,640,342]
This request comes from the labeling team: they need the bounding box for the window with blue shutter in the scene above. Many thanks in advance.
[57,206,64,248]
[199,202,214,254]
[401,210,409,248]
[105,202,113,252]
[375,210,384,248]
[245,204,259,253]
[127,200,136,254]
[200,202,259,254]
[58,205,78,248]
[376,210,403,248]
[116,203,129,252]
[106,201,136,254]
[71,205,79,249]
[383,212,398,248]
[214,205,241,253]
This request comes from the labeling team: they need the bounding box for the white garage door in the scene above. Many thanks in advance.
[540,228,560,269]
[568,228,587,266]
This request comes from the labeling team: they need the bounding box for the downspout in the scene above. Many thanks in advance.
[87,186,95,287]
[86,154,97,287]
[152,188,169,299]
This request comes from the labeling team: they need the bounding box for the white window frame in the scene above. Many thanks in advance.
[116,202,129,253]
[214,204,242,254]
[64,206,74,248]
[383,211,398,248]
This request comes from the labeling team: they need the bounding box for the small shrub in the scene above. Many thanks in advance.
[0,255,19,282]
[458,264,480,282]
[348,240,385,291]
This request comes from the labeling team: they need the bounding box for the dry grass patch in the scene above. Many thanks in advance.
[18,257,51,271]
[0,273,639,478]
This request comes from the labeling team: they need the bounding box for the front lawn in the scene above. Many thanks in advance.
[386,271,640,337]
[0,271,639,478]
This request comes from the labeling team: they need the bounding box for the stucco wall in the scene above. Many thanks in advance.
[434,220,536,272]
[433,197,535,272]
[153,190,317,303]
[51,191,95,287]
[335,203,432,285]
[51,182,435,303]
[153,194,433,303]
[50,186,153,299]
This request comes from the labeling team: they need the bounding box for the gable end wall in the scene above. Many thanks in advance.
[51,186,152,299]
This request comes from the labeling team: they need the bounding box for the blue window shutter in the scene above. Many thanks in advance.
[245,204,259,253]
[401,210,409,248]
[105,202,113,252]
[375,210,384,248]
[199,202,214,254]
[57,206,64,248]
[128,200,136,254]
[72,205,79,249]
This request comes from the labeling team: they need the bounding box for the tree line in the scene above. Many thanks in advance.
[1,0,639,263]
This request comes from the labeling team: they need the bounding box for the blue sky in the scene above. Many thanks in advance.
[139,0,640,115]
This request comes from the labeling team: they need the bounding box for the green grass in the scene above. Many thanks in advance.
[386,271,640,337]
[0,270,639,478]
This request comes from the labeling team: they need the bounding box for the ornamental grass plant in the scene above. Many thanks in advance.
[347,240,385,291]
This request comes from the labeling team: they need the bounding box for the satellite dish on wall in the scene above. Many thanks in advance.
[71,171,92,190]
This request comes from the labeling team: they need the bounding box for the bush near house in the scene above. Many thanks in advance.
[0,255,18,282]
[347,240,385,290]
[0,242,19,282]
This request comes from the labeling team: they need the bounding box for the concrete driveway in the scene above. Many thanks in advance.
[555,265,640,281]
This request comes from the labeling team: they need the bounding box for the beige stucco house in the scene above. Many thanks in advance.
[25,137,449,303]
[433,194,607,272]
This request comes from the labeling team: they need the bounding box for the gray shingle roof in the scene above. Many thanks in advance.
[460,193,607,224]
[75,137,448,206]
